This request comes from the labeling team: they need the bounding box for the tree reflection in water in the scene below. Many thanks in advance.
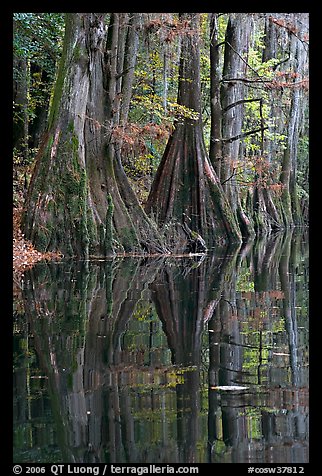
[13,231,309,463]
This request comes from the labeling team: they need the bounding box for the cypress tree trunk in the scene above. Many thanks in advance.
[146,13,241,252]
[256,14,286,232]
[262,13,309,229]
[24,13,166,258]
[220,14,255,238]
[280,14,308,227]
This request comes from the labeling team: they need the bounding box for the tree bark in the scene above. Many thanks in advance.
[119,13,140,125]
[146,13,241,251]
[281,14,308,227]
[28,65,51,151]
[13,35,29,163]
[261,13,309,229]
[220,14,255,238]
[24,13,166,258]
[253,14,285,233]
[209,13,223,177]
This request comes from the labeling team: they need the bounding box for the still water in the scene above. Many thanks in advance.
[13,231,309,464]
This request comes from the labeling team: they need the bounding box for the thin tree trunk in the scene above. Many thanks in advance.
[13,50,29,162]
[119,13,140,125]
[28,65,51,151]
[256,14,285,232]
[209,13,223,177]
[287,15,308,226]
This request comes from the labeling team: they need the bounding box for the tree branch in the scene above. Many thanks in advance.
[223,97,262,113]
[215,40,226,48]
[115,65,135,79]
[225,40,266,83]
[272,55,290,70]
[221,77,272,84]
[220,126,268,143]
[221,169,236,185]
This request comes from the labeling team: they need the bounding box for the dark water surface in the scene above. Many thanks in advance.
[13,231,309,464]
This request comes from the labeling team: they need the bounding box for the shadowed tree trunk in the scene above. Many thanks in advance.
[145,13,241,252]
[23,13,166,258]
[28,66,51,151]
[118,13,141,126]
[13,19,29,163]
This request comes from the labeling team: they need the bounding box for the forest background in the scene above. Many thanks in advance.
[12,12,309,271]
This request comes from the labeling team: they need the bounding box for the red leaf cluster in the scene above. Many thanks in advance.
[267,78,309,91]
[112,122,170,155]
[269,16,299,35]
[249,157,284,194]
[144,16,197,43]
[275,71,300,79]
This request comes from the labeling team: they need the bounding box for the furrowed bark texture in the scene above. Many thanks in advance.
[146,13,241,251]
[280,14,309,227]
[24,13,166,257]
[258,13,309,231]
[250,14,284,234]
[220,14,255,238]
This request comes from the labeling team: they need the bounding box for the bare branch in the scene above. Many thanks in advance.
[221,77,272,84]
[225,40,266,83]
[223,97,262,113]
[220,126,268,143]
[272,55,290,70]
[115,65,135,79]
[221,168,236,185]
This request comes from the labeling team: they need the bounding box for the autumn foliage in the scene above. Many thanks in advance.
[111,122,170,156]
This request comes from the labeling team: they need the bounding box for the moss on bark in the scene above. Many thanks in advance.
[24,14,167,258]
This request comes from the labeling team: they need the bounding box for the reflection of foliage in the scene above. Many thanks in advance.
[13,235,309,463]
[123,304,172,366]
[133,301,154,322]
[242,337,269,379]
[14,433,63,464]
[13,336,36,369]
[236,267,255,292]
[128,367,185,392]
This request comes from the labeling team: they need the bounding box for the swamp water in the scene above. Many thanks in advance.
[13,231,309,464]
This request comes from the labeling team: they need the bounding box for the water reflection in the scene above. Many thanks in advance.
[13,230,309,463]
